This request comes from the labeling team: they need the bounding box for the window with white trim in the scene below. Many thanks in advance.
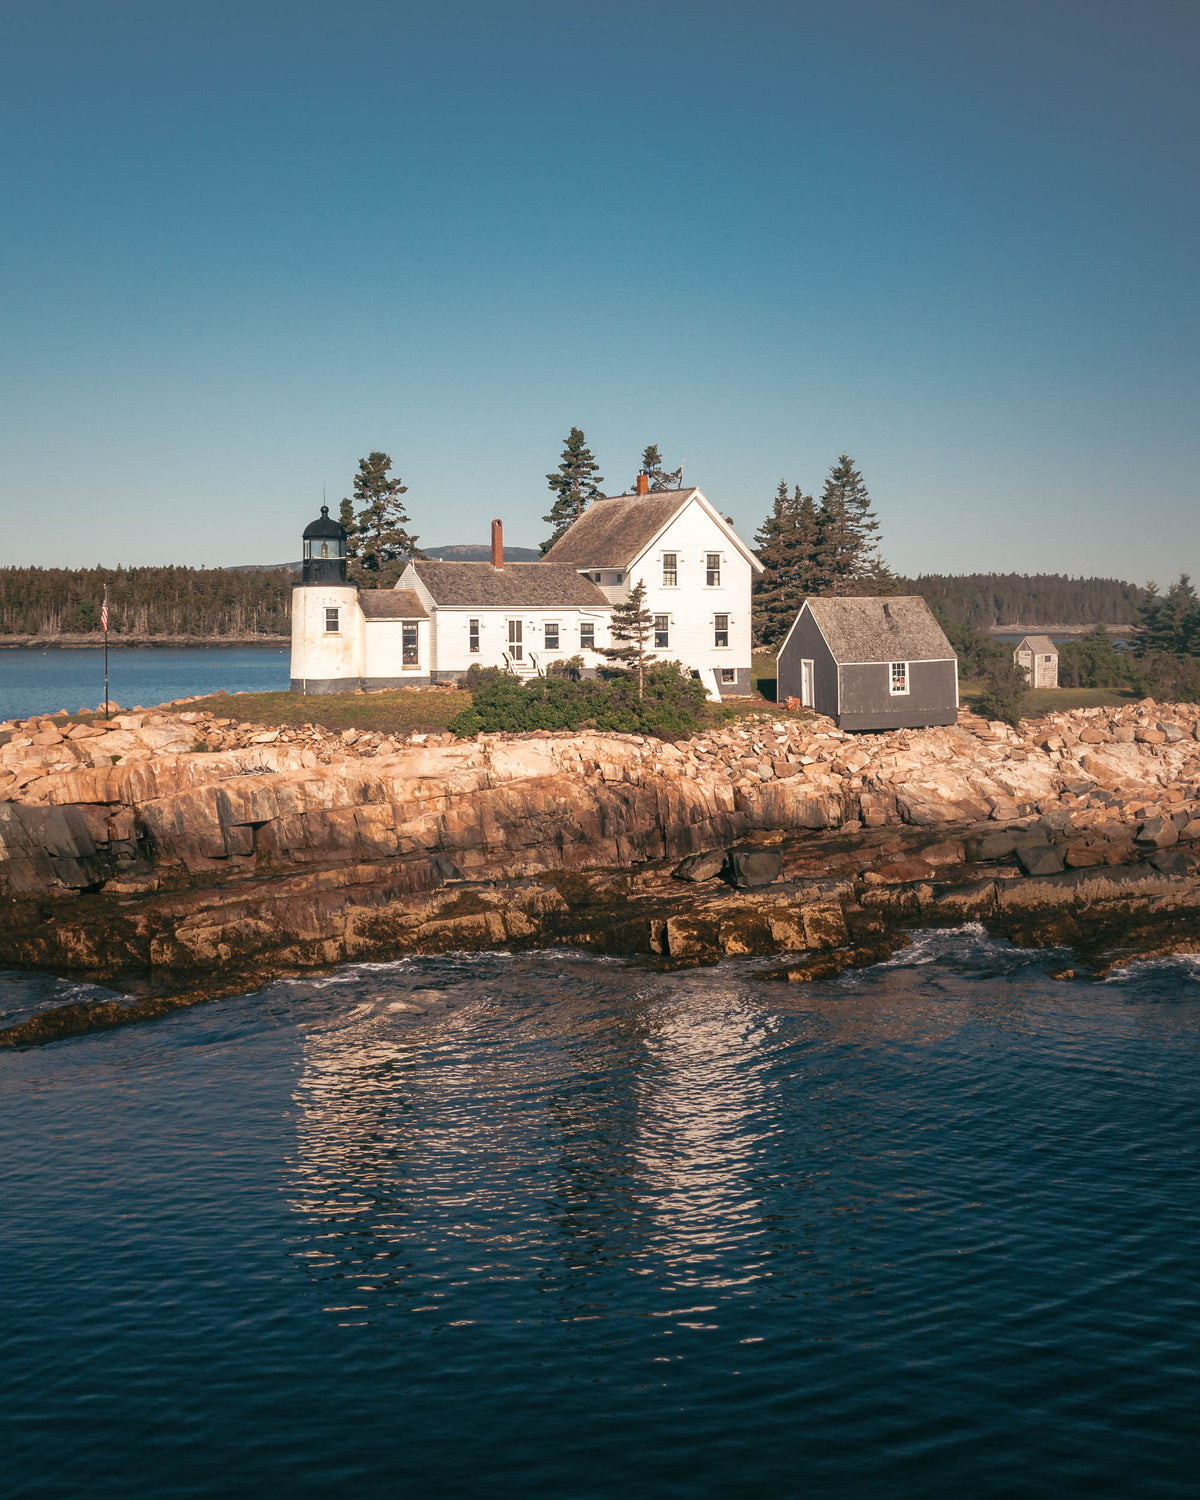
[653,614,670,649]
[402,623,419,666]
[720,667,736,684]
[706,552,721,587]
[580,622,595,650]
[468,619,480,653]
[713,613,729,648]
[889,661,909,695]
[661,552,677,587]
[324,606,340,633]
[544,622,560,651]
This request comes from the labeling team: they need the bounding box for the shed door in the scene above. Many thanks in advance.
[800,659,814,708]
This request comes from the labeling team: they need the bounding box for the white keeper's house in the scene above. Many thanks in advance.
[289,479,762,698]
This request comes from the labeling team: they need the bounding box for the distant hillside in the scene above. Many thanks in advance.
[901,573,1148,627]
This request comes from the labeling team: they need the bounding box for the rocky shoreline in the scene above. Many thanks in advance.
[2,698,1199,1046]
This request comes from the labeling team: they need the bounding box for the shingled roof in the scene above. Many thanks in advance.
[358,589,428,620]
[540,489,698,568]
[407,562,609,608]
[803,596,955,663]
[1014,635,1058,655]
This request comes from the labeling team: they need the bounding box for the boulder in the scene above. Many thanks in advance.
[1015,843,1065,877]
[726,847,782,888]
[1135,818,1179,848]
[672,849,728,882]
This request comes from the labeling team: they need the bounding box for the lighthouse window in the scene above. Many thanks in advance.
[402,623,419,666]
[320,541,329,559]
[324,607,340,633]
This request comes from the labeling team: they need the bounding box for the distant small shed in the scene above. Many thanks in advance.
[777,596,958,731]
[1013,635,1058,690]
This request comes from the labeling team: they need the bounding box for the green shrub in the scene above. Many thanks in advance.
[450,660,713,738]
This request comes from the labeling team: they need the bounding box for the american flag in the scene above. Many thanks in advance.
[100,586,109,634]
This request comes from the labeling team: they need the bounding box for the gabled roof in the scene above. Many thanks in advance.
[1014,635,1057,654]
[358,589,428,620]
[541,488,763,573]
[406,561,609,608]
[788,596,955,663]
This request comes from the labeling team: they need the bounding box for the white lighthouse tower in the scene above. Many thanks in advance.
[290,505,361,693]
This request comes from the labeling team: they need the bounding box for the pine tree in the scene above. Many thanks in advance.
[752,481,823,646]
[338,497,359,560]
[345,451,421,586]
[818,453,883,594]
[637,444,683,492]
[601,579,656,698]
[542,427,605,552]
[1137,575,1200,656]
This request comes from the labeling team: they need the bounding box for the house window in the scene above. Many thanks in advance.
[653,614,670,649]
[468,619,480,653]
[662,552,678,587]
[890,661,909,695]
[544,622,560,651]
[324,606,340,633]
[580,622,595,650]
[713,614,729,648]
[402,623,419,666]
[706,553,721,587]
[720,667,736,684]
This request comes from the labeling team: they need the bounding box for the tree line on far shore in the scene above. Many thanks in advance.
[0,565,294,638]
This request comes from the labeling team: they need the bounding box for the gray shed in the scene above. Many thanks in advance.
[777,596,959,731]
[1013,635,1058,690]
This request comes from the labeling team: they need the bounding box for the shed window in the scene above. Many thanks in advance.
[468,619,480,653]
[653,615,670,649]
[580,622,595,650]
[713,614,729,648]
[706,553,721,587]
[324,607,340,633]
[544,622,560,651]
[889,661,909,695]
[402,623,419,666]
[1044,654,1052,663]
[662,553,678,587]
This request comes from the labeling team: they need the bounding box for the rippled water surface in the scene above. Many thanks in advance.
[3,930,1199,1498]
[0,645,289,722]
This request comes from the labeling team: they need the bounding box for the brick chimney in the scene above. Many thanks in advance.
[636,472,649,495]
[491,518,503,569]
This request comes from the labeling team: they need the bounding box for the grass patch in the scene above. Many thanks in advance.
[960,680,1140,716]
[158,687,471,734]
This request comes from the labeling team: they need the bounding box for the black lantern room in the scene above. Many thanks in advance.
[301,505,347,584]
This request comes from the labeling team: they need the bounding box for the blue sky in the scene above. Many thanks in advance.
[2,0,1196,581]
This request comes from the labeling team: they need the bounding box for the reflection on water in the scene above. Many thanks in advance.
[3,939,1200,1498]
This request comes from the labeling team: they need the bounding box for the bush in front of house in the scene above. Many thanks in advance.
[450,660,713,738]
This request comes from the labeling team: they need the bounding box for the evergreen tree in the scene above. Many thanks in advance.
[338,497,359,560]
[753,481,822,645]
[601,579,656,698]
[542,427,605,553]
[1137,575,1200,656]
[345,451,421,586]
[818,453,883,594]
[637,444,683,492]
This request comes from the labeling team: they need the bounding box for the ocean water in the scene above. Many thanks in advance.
[2,930,1199,1499]
[0,645,290,722]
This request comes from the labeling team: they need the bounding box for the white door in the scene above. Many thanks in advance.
[800,659,814,707]
[508,620,523,661]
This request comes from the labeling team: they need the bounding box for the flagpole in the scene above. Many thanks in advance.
[102,585,110,720]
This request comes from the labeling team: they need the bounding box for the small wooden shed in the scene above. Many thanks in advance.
[1013,635,1058,690]
[777,596,959,731]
